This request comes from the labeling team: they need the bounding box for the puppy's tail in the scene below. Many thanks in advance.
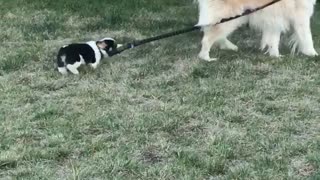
[57,47,68,75]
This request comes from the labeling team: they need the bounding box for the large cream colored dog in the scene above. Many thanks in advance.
[197,0,318,61]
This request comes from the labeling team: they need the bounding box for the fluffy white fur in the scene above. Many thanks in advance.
[196,0,318,61]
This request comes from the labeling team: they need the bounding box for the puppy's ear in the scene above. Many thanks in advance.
[105,40,116,50]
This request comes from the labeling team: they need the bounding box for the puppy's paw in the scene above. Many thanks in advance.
[58,67,68,75]
[90,64,98,69]
[71,70,79,75]
[67,67,79,75]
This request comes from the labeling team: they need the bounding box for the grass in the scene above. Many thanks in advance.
[0,0,320,179]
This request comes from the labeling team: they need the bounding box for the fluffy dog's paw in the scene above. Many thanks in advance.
[301,48,318,57]
[229,45,239,51]
[204,58,218,62]
[220,42,238,51]
[305,52,318,57]
[198,51,218,62]
[314,51,318,56]
[269,53,283,58]
[198,53,217,62]
[264,49,282,58]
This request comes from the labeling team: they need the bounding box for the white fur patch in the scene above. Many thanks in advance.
[67,62,81,75]
[86,41,102,65]
[196,0,243,26]
[58,67,68,75]
[196,0,318,59]
[79,55,85,64]
[58,55,67,74]
[196,0,210,26]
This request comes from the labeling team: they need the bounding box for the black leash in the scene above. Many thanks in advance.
[108,0,281,57]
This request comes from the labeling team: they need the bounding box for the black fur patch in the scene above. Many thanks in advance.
[57,43,96,67]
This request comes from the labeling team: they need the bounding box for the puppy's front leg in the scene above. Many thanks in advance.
[90,62,99,69]
[90,64,97,69]
[67,63,80,75]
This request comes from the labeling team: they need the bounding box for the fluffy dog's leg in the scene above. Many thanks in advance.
[218,38,239,51]
[199,26,220,61]
[292,14,318,56]
[261,29,281,57]
[199,20,245,61]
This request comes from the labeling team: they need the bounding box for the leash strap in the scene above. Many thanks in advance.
[108,0,281,57]
[108,26,200,56]
[218,0,281,24]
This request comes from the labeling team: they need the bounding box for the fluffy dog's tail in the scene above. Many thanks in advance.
[57,47,68,74]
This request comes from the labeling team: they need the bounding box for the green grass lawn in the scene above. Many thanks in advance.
[1,0,320,179]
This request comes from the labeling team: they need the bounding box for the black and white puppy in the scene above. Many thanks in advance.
[57,38,120,75]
